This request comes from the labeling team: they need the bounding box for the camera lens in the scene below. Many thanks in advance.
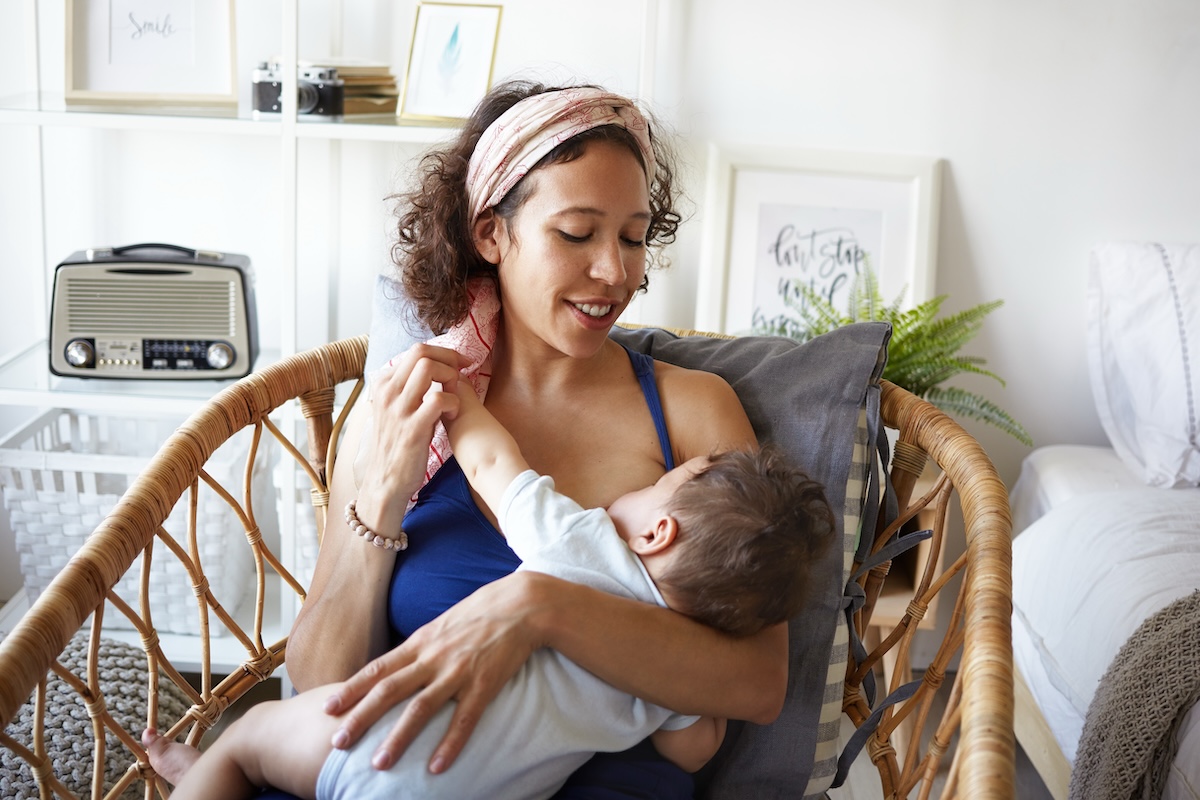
[297,81,319,114]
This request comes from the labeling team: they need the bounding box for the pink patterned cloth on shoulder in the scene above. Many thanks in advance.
[419,277,500,498]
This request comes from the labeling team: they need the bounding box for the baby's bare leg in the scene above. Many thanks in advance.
[166,684,344,800]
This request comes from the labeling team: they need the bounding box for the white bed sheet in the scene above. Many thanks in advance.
[1010,445,1200,798]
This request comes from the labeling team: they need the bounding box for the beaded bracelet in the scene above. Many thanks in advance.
[344,500,408,551]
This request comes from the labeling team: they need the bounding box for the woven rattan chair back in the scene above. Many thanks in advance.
[0,334,1013,799]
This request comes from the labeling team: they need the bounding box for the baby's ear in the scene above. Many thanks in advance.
[629,515,678,556]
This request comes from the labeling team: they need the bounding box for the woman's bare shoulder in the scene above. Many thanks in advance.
[654,360,757,455]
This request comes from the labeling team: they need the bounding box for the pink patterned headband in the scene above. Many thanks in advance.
[465,87,657,223]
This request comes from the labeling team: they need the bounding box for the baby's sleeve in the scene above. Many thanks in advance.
[497,470,588,560]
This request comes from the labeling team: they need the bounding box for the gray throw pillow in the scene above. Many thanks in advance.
[609,324,889,799]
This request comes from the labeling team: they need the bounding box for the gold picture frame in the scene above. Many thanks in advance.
[65,0,237,107]
[399,2,503,124]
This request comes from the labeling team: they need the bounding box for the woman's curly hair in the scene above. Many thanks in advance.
[390,80,682,335]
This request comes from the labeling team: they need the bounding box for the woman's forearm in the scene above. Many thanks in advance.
[530,574,788,723]
[286,542,396,689]
[290,346,466,690]
[286,404,404,690]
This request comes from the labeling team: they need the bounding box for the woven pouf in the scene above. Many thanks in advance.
[1,631,194,799]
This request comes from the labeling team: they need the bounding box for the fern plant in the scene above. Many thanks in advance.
[755,266,1032,446]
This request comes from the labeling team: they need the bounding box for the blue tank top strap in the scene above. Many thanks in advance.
[621,345,674,471]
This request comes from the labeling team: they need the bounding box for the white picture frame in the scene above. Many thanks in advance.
[695,144,943,335]
[65,0,236,107]
[399,2,503,123]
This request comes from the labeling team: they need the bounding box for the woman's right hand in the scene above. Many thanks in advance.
[350,343,468,535]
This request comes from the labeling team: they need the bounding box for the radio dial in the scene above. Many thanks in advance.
[206,342,235,370]
[65,339,95,368]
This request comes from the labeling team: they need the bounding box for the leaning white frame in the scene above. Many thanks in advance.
[695,144,943,334]
[65,0,236,107]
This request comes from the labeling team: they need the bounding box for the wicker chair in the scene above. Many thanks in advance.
[0,334,1013,799]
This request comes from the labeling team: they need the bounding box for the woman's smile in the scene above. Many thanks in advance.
[573,302,613,318]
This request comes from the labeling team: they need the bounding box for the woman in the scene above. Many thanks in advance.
[286,81,786,797]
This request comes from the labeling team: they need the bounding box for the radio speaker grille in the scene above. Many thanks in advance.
[64,278,237,336]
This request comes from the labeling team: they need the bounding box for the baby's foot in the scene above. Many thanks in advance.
[142,728,200,786]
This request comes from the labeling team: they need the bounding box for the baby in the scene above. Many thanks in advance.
[147,381,834,800]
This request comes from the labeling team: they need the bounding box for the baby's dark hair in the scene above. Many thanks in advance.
[656,447,836,638]
[390,79,681,334]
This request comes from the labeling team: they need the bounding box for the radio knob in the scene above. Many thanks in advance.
[65,339,95,368]
[206,342,235,370]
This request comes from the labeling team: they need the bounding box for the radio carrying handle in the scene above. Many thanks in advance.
[87,243,226,262]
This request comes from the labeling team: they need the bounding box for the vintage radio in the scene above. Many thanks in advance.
[49,243,258,380]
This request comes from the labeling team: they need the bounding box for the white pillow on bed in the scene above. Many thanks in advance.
[1008,444,1145,533]
[1087,242,1200,488]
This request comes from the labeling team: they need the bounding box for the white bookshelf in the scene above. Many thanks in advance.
[0,0,658,671]
[0,0,459,672]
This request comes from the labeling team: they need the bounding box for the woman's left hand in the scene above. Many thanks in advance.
[321,570,553,773]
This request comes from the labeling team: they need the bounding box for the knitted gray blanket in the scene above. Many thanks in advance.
[1069,589,1200,800]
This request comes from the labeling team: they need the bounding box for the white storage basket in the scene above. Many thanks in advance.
[0,409,271,636]
[275,455,323,592]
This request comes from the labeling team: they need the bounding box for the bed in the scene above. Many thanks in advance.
[1010,242,1200,800]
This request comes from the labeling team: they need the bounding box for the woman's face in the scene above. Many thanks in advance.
[486,139,651,358]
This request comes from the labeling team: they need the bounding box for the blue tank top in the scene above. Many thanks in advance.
[389,345,675,639]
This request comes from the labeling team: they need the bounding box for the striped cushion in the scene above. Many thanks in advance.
[803,407,874,797]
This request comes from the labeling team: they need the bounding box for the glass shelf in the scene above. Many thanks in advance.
[0,105,458,143]
[0,106,280,137]
[0,340,281,415]
[294,114,459,143]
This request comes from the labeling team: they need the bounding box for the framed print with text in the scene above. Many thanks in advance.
[695,144,942,335]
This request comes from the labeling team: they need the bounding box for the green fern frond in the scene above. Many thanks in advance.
[849,267,882,321]
[778,286,844,336]
[750,262,1031,445]
[896,360,1005,398]
[915,301,1001,349]
[925,386,1033,446]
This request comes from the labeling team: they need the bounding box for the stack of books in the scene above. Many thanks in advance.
[306,59,399,116]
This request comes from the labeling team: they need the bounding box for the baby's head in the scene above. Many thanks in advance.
[613,447,836,637]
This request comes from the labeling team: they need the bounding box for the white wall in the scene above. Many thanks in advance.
[646,0,1200,490]
[640,0,1199,664]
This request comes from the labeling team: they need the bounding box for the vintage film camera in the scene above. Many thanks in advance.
[251,61,344,118]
